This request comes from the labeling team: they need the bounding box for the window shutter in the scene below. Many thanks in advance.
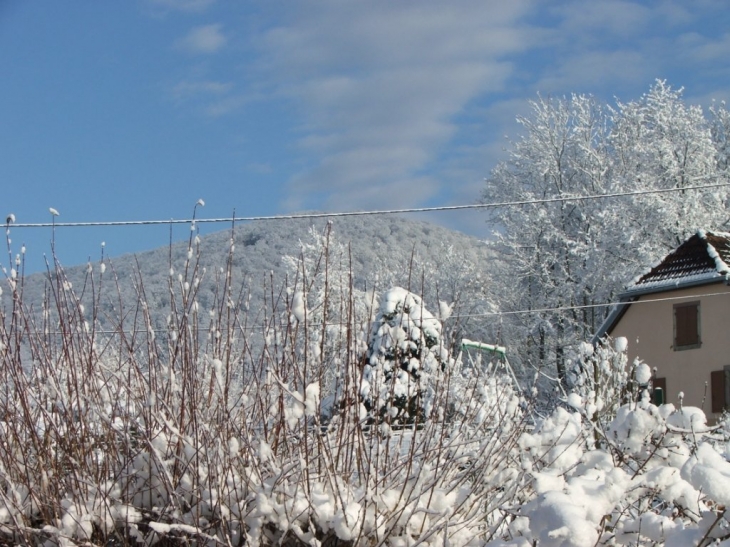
[711,370,726,414]
[674,302,700,348]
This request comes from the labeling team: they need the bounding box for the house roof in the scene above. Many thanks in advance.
[627,229,730,294]
[593,229,730,342]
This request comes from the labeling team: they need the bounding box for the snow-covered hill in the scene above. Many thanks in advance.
[17,214,495,340]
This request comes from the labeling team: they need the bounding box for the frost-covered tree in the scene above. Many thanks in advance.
[608,81,729,255]
[710,99,730,172]
[483,81,730,387]
[483,92,612,385]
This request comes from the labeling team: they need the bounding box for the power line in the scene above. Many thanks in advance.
[453,289,730,319]
[29,288,730,336]
[7,181,730,229]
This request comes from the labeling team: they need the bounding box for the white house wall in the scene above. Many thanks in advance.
[609,283,730,419]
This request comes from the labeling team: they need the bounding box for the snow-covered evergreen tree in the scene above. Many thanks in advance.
[360,287,453,426]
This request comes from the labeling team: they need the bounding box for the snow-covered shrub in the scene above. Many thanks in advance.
[493,398,730,547]
[567,336,655,437]
[361,287,455,425]
[0,224,531,546]
[282,222,375,418]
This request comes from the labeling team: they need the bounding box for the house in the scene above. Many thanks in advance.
[594,229,730,420]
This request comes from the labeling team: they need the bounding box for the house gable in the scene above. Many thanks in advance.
[594,230,730,341]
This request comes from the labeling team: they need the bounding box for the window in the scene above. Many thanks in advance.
[673,301,701,350]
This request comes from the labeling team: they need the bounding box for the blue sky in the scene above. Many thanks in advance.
[1,0,729,273]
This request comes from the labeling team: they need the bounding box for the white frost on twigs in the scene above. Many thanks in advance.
[291,291,306,322]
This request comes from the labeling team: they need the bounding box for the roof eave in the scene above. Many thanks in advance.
[621,274,727,299]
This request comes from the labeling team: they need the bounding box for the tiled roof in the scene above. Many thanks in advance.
[632,230,730,290]
[593,230,730,342]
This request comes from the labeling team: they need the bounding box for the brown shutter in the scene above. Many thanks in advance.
[675,303,700,348]
[711,370,725,414]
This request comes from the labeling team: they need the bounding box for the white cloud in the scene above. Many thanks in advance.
[176,24,226,54]
[209,0,730,218]
[505,1,728,108]
[204,94,256,117]
[247,162,273,175]
[172,80,232,100]
[255,0,534,211]
[548,0,652,39]
[678,32,730,63]
[148,0,216,13]
[532,49,651,95]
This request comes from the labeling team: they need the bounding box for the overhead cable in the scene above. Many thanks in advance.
[34,289,730,336]
[8,181,730,229]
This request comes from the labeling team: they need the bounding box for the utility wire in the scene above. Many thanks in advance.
[7,181,730,229]
[6,178,730,334]
[454,289,730,318]
[32,288,730,336]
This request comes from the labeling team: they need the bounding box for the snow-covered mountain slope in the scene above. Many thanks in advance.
[16,214,494,336]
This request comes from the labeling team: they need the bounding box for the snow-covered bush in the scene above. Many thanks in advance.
[282,222,375,417]
[361,287,454,425]
[494,398,730,547]
[0,225,529,546]
[567,336,651,430]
